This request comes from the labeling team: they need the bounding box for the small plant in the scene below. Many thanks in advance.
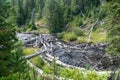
[30,56,45,69]
[43,64,53,74]
[57,32,65,39]
[0,73,20,80]
[23,47,39,55]
[72,27,84,36]
[98,7,106,20]
[72,16,83,27]
[63,32,77,41]
[91,33,106,43]
[60,68,109,80]
[77,37,87,43]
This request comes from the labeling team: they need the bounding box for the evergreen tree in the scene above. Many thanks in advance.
[36,0,44,18]
[17,0,26,27]
[0,0,26,77]
[44,0,65,33]
[11,0,15,6]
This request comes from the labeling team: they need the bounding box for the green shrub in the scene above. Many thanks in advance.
[0,70,37,80]
[73,16,83,27]
[63,32,77,41]
[107,25,120,56]
[77,37,87,43]
[91,32,106,43]
[98,8,106,20]
[30,56,45,69]
[107,36,120,56]
[0,73,20,80]
[60,68,109,80]
[72,27,84,36]
[85,71,109,80]
[40,62,109,80]
[23,47,39,55]
[57,32,65,39]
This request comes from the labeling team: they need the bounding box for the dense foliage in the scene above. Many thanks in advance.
[0,0,26,77]
[44,0,65,33]
[107,3,120,56]
[0,0,120,79]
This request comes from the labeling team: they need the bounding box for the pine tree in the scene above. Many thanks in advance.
[17,0,26,27]
[44,0,65,33]
[36,0,44,18]
[0,0,26,77]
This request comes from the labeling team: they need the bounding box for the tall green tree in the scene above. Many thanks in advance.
[0,0,26,77]
[44,0,65,33]
[36,0,45,18]
[17,0,26,27]
[16,0,37,29]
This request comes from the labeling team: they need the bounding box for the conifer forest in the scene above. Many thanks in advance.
[0,0,120,80]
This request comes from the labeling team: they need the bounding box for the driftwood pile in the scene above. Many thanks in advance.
[17,32,120,71]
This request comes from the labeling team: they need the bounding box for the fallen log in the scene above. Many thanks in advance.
[27,60,43,75]
[27,60,73,80]
[44,53,85,70]
[17,33,114,71]
[22,50,47,60]
[43,53,112,75]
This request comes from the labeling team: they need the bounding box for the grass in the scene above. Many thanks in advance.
[63,32,77,42]
[23,47,39,55]
[60,68,109,80]
[35,17,49,34]
[30,56,45,69]
[23,47,45,69]
[60,27,107,44]
[72,27,84,36]
[77,30,107,44]
[37,17,47,25]
[70,15,83,28]
[42,64,110,80]
[38,28,49,34]
[77,37,88,43]
[91,31,107,44]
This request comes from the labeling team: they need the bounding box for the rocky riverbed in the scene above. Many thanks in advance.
[17,32,120,71]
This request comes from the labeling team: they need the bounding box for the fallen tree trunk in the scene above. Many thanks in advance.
[22,50,47,60]
[27,54,110,80]
[27,60,43,78]
[27,60,73,80]
[17,33,115,70]
[43,53,111,75]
